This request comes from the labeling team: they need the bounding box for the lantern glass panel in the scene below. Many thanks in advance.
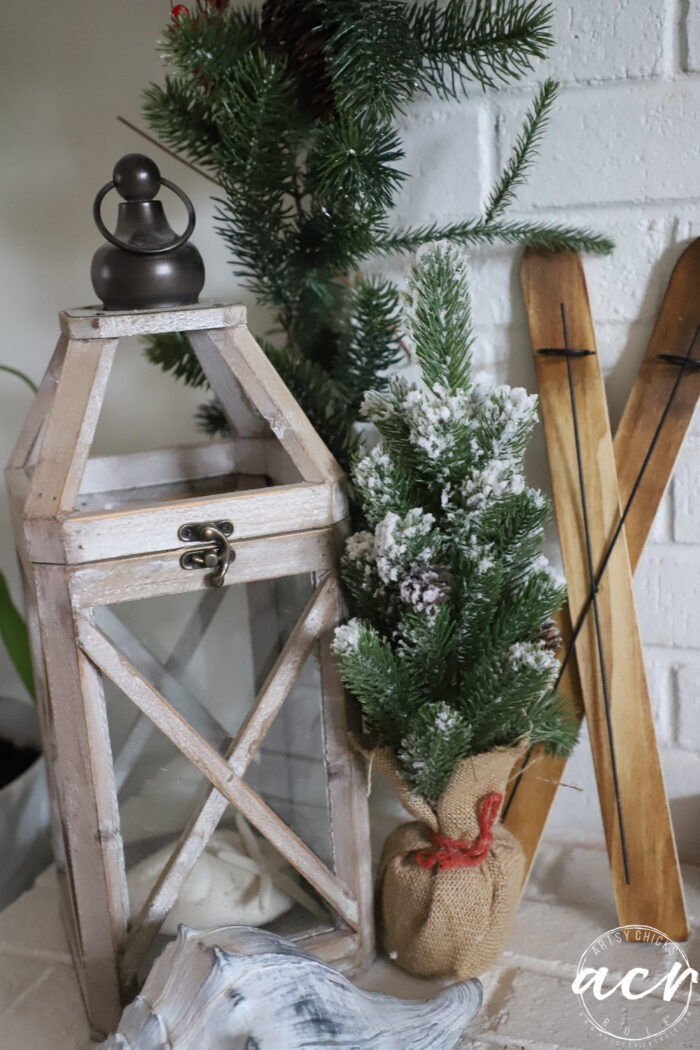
[96,574,315,755]
[97,571,336,954]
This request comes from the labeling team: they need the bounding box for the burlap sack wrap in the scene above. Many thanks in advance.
[375,738,529,979]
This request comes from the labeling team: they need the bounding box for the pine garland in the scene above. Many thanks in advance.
[332,245,578,805]
[141,1,612,467]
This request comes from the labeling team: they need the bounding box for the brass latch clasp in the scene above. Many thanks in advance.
[178,520,234,587]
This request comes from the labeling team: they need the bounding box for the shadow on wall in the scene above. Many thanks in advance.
[670,795,700,866]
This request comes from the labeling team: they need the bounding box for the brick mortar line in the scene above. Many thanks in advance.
[513,196,700,214]
[0,964,55,1022]
[485,71,700,104]
[405,72,700,123]
[645,643,700,658]
[0,943,73,965]
[637,542,700,557]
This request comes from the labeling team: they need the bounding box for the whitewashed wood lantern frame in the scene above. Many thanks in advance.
[5,302,374,1035]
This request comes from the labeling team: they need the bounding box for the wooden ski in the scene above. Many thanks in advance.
[508,249,688,939]
[505,241,700,897]
[615,238,700,567]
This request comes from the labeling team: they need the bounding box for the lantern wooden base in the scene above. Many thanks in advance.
[5,302,374,1034]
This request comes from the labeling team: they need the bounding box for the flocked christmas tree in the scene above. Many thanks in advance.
[332,244,576,805]
[141,0,612,466]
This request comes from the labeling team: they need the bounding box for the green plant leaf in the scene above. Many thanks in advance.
[0,571,34,700]
[0,364,37,394]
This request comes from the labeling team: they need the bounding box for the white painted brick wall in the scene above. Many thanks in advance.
[496,81,700,208]
[547,1,668,82]
[1,3,700,870]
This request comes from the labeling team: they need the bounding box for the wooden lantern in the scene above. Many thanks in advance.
[5,302,374,1034]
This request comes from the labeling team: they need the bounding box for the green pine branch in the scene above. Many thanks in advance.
[333,276,404,418]
[307,116,406,213]
[265,342,356,465]
[158,6,263,82]
[195,397,229,437]
[410,0,554,97]
[404,244,474,393]
[529,688,580,756]
[485,75,558,221]
[305,0,555,121]
[143,77,221,170]
[334,622,426,743]
[378,217,614,255]
[307,0,425,121]
[141,2,613,469]
[400,702,473,802]
[143,332,207,389]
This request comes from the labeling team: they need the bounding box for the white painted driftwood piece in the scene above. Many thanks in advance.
[101,926,483,1050]
[5,301,374,1035]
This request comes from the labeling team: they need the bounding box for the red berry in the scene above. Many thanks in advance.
[171,4,190,20]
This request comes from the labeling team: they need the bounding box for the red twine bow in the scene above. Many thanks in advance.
[414,792,503,871]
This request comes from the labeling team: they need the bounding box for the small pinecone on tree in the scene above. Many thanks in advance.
[399,564,452,618]
[261,0,335,120]
[538,617,563,653]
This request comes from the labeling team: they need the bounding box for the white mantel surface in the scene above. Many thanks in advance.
[1,845,698,1050]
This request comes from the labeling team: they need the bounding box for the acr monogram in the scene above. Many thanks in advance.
[572,926,698,1044]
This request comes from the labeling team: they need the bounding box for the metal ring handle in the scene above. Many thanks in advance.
[92,178,196,255]
[200,524,232,587]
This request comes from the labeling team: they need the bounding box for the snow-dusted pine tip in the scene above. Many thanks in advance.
[360,376,410,425]
[475,382,538,456]
[401,384,475,462]
[352,447,396,504]
[432,701,466,733]
[374,508,437,584]
[508,640,559,678]
[530,554,566,589]
[332,618,363,656]
[461,461,525,506]
[354,445,393,483]
[344,530,376,565]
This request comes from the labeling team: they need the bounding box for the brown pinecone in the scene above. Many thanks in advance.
[399,564,452,617]
[262,0,335,121]
[538,618,563,653]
